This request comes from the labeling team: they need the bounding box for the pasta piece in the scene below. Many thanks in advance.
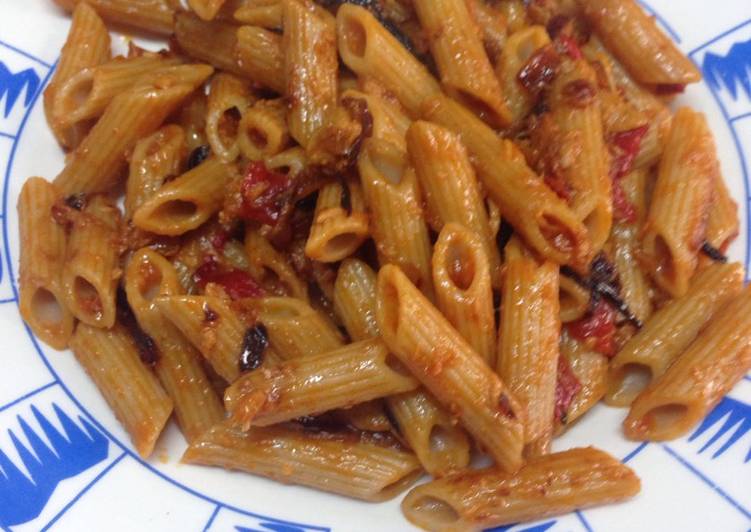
[333,258,379,341]
[464,0,508,62]
[54,81,201,195]
[234,0,282,29]
[422,95,591,270]
[44,2,110,149]
[704,173,739,257]
[341,88,410,151]
[70,323,173,458]
[188,0,228,21]
[52,55,184,130]
[610,223,652,325]
[335,400,391,433]
[238,98,289,160]
[17,178,74,350]
[225,338,419,428]
[624,285,751,441]
[183,422,422,502]
[252,297,344,359]
[544,58,612,253]
[175,13,253,79]
[358,140,434,299]
[283,0,338,148]
[175,92,209,151]
[377,265,525,472]
[52,0,176,35]
[401,447,640,531]
[579,0,701,86]
[62,195,121,328]
[497,238,559,450]
[607,262,743,407]
[559,275,590,323]
[337,4,441,116]
[265,146,307,176]
[133,158,236,236]
[557,333,608,431]
[125,249,223,442]
[412,0,510,127]
[432,224,496,366]
[304,180,369,263]
[407,121,501,283]
[125,125,186,220]
[496,26,550,124]
[642,108,716,297]
[156,294,279,382]
[386,391,471,477]
[206,73,253,162]
[244,229,308,301]
[234,25,286,93]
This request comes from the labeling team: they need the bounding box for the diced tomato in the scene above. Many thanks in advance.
[555,355,582,424]
[518,45,561,95]
[612,180,638,224]
[610,125,649,180]
[193,256,265,300]
[567,299,617,357]
[239,161,294,226]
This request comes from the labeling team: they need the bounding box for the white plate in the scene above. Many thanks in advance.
[0,1,750,530]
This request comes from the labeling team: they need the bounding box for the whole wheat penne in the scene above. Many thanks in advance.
[496,26,550,124]
[544,58,613,253]
[413,0,510,127]
[183,422,422,502]
[607,262,743,407]
[283,0,338,148]
[337,4,441,116]
[407,121,501,283]
[333,258,380,341]
[206,73,253,162]
[234,25,286,93]
[386,390,471,477]
[225,338,419,428]
[238,98,289,160]
[17,178,75,350]
[53,0,176,35]
[52,55,185,130]
[244,229,308,300]
[579,0,701,86]
[358,139,434,299]
[156,294,281,382]
[54,82,198,195]
[70,323,173,458]
[44,2,110,149]
[401,447,640,531]
[432,224,496,366]
[305,180,369,263]
[133,158,236,236]
[252,297,344,359]
[124,249,223,442]
[125,125,186,220]
[498,238,559,449]
[642,108,717,297]
[62,195,121,328]
[624,285,751,441]
[422,95,591,271]
[377,264,525,472]
[234,1,282,29]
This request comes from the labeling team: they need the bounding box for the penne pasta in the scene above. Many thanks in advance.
[234,25,286,93]
[124,249,224,442]
[642,108,717,297]
[17,178,75,350]
[333,258,379,341]
[52,0,176,35]
[244,229,309,301]
[234,1,283,29]
[70,323,173,458]
[188,0,228,21]
[184,421,422,502]
[402,447,640,531]
[607,262,743,407]
[432,224,496,366]
[237,98,289,160]
[624,285,751,441]
[62,195,122,328]
[225,338,419,428]
[206,73,253,162]
[377,265,525,472]
[44,2,110,149]
[497,238,559,450]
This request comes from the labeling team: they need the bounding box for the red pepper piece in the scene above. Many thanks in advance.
[567,299,617,357]
[555,355,582,424]
[239,161,294,226]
